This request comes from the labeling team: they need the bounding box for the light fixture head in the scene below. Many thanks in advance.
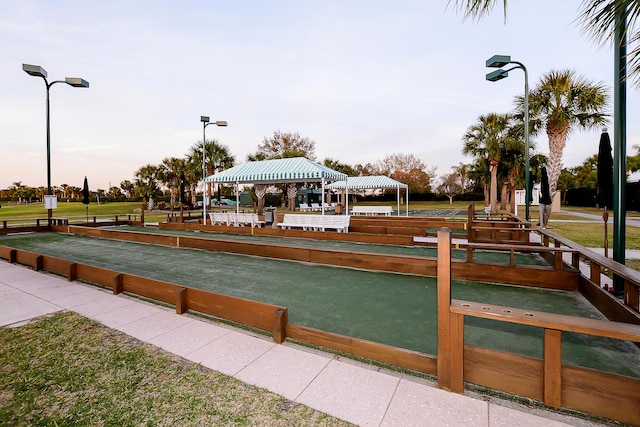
[215,120,228,127]
[486,55,511,68]
[22,63,47,78]
[486,69,509,82]
[200,116,210,123]
[65,77,89,88]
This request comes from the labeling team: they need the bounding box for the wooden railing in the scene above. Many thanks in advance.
[467,204,532,244]
[0,215,141,233]
[539,228,640,319]
[437,228,640,426]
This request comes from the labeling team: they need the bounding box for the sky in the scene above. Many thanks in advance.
[2,0,639,191]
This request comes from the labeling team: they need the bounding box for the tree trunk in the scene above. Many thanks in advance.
[546,125,569,223]
[484,183,489,206]
[257,197,264,216]
[254,185,268,216]
[490,162,499,214]
[500,182,508,211]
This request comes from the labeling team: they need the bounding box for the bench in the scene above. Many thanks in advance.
[278,214,350,232]
[351,206,393,216]
[209,212,265,227]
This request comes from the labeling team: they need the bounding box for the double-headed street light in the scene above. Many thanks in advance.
[485,55,531,221]
[22,63,89,222]
[200,116,228,223]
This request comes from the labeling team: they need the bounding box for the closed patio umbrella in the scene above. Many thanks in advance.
[597,129,613,258]
[539,167,552,228]
[82,176,90,222]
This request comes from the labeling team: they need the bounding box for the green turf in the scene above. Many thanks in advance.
[2,232,639,378]
[115,226,550,267]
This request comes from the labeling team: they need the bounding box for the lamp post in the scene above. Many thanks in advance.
[200,116,228,224]
[485,55,530,222]
[22,63,89,223]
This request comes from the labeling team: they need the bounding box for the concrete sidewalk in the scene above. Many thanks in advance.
[0,261,608,426]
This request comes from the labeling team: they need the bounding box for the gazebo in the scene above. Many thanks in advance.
[203,157,348,214]
[326,175,409,216]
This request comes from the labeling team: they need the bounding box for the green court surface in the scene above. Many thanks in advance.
[2,231,639,378]
[115,226,550,267]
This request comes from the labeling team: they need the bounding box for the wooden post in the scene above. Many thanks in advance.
[449,311,464,393]
[68,263,77,282]
[176,287,188,314]
[544,328,562,407]
[273,308,288,344]
[112,273,123,294]
[554,251,563,270]
[590,262,602,286]
[467,205,475,243]
[625,280,639,311]
[34,255,43,271]
[571,252,579,269]
[437,227,454,391]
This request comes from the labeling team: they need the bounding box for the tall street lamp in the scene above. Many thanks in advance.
[22,63,89,223]
[485,55,530,222]
[200,116,227,223]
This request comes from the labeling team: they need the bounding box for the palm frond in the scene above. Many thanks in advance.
[578,0,640,88]
[449,0,508,22]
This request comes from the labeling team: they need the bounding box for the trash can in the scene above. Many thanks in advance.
[335,204,343,214]
[265,208,274,224]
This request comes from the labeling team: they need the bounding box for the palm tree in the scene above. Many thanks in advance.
[187,140,235,207]
[119,180,134,200]
[183,154,201,208]
[518,69,608,219]
[134,164,161,207]
[462,113,513,214]
[579,0,640,88]
[158,157,186,211]
[453,163,471,194]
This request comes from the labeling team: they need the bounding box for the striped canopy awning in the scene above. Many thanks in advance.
[204,157,348,184]
[325,175,408,190]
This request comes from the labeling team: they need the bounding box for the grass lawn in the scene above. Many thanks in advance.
[0,201,141,218]
[0,311,352,426]
[0,201,184,223]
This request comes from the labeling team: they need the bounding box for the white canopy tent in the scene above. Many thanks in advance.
[326,175,409,216]
[203,157,349,215]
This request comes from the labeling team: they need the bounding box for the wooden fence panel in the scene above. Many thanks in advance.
[120,273,181,305]
[76,264,121,288]
[286,323,437,375]
[14,250,38,267]
[562,364,640,426]
[41,257,74,277]
[463,345,544,400]
[186,287,283,332]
